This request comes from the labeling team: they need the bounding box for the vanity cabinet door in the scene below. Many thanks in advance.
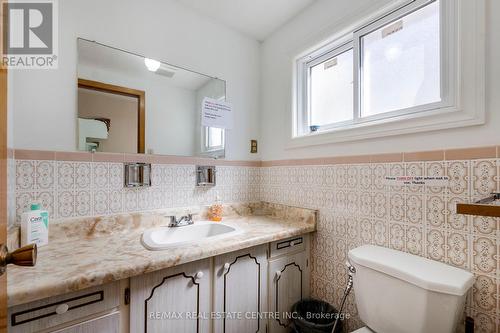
[213,245,268,333]
[268,251,309,333]
[130,259,211,333]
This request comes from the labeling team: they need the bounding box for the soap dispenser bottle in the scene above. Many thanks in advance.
[208,196,223,222]
[21,203,49,247]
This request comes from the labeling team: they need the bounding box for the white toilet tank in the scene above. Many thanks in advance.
[348,245,474,333]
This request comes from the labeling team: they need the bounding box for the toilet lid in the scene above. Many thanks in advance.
[351,327,375,333]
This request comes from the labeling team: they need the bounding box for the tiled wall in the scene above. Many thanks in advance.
[260,159,499,333]
[8,148,500,332]
[11,159,260,224]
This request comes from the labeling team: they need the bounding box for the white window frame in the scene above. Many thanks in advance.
[290,0,485,147]
[203,126,225,152]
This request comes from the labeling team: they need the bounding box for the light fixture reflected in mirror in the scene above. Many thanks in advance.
[144,58,161,72]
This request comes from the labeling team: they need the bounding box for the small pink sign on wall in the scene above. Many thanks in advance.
[384,176,450,187]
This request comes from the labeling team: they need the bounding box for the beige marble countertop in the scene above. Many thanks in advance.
[7,202,316,307]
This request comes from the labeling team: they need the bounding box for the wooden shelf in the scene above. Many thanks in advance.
[456,203,500,218]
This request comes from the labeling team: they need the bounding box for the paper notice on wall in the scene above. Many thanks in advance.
[384,176,450,187]
[202,98,233,129]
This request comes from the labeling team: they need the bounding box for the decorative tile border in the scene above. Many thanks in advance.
[10,145,500,166]
[12,149,262,167]
[262,145,500,166]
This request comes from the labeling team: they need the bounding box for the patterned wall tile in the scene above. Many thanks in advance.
[92,163,109,189]
[406,225,424,256]
[16,160,35,191]
[446,231,470,269]
[472,236,497,275]
[426,161,447,194]
[75,190,92,217]
[472,216,498,236]
[389,222,405,251]
[406,162,424,193]
[427,229,447,264]
[57,191,75,218]
[471,159,498,197]
[426,195,446,228]
[259,160,498,330]
[35,161,55,190]
[373,219,388,247]
[406,194,424,224]
[447,196,471,232]
[12,155,500,330]
[13,161,260,221]
[75,162,92,189]
[447,161,470,196]
[56,162,75,190]
[472,275,498,315]
[470,310,497,333]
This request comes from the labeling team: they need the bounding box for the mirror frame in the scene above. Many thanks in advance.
[78,78,146,153]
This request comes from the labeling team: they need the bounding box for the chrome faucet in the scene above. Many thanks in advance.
[167,214,194,227]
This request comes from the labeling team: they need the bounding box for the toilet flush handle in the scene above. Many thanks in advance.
[345,261,356,275]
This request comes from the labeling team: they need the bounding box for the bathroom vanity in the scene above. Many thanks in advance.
[6,202,315,333]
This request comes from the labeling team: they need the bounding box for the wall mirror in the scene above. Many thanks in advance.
[77,38,226,158]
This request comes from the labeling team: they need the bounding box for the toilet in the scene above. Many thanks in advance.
[347,245,474,333]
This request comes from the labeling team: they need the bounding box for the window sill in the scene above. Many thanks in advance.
[287,106,485,149]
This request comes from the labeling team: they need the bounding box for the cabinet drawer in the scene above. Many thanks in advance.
[52,311,120,333]
[270,235,307,258]
[8,282,120,333]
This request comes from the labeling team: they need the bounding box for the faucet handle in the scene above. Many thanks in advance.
[166,215,177,225]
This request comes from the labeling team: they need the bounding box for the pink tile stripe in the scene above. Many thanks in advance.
[262,146,499,166]
[13,149,262,166]
[11,145,500,166]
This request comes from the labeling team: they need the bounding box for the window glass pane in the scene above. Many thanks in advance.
[208,127,223,148]
[361,1,441,117]
[309,48,354,127]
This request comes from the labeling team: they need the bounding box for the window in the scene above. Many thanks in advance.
[292,0,486,144]
[204,126,224,152]
[360,1,441,117]
[309,47,354,127]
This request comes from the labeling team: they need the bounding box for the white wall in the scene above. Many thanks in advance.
[260,0,499,160]
[10,0,261,160]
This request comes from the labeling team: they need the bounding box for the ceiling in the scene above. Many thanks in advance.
[175,0,317,41]
[78,40,214,90]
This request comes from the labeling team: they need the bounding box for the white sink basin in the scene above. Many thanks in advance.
[141,221,242,250]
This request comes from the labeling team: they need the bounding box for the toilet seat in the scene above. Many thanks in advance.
[351,327,375,333]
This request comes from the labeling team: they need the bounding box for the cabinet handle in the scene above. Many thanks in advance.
[223,262,230,273]
[55,303,69,315]
[195,271,204,280]
[275,271,281,279]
